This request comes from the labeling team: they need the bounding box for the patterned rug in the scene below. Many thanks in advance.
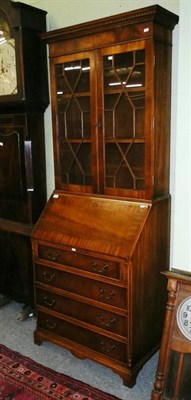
[0,344,120,400]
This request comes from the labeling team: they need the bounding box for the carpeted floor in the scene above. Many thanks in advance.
[0,301,158,399]
[0,344,120,399]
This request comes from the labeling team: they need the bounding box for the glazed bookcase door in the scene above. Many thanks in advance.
[101,41,152,198]
[51,52,98,193]
[51,42,153,198]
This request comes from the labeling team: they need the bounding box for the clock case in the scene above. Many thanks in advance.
[151,270,191,400]
[0,0,49,306]
[0,0,48,110]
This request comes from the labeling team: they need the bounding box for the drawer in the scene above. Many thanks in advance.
[38,310,127,363]
[35,263,126,309]
[38,244,120,280]
[36,287,127,336]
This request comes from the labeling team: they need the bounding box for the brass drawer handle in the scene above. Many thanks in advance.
[42,271,56,282]
[99,313,116,328]
[46,249,59,262]
[100,341,116,353]
[91,261,108,274]
[98,287,115,301]
[43,296,56,308]
[45,319,57,330]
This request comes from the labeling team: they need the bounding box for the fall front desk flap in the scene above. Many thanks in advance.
[32,192,151,260]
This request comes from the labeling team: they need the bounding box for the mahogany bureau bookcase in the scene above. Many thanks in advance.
[32,5,178,387]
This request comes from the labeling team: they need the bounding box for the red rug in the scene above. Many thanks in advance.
[0,344,120,400]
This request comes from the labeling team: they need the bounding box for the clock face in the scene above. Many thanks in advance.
[177,296,191,341]
[0,38,18,96]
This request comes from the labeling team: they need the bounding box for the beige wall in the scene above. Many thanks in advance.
[16,0,190,272]
[18,0,179,29]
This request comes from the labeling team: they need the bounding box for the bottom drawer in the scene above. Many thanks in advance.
[37,310,127,364]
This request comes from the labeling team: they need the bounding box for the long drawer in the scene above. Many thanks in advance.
[35,263,126,309]
[36,287,127,336]
[37,310,127,363]
[37,244,121,280]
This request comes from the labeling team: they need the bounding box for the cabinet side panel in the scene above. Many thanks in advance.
[153,37,172,197]
[131,197,171,363]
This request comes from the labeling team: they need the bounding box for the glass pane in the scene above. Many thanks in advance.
[55,58,92,188]
[55,58,91,139]
[164,351,191,400]
[103,49,145,191]
[105,143,145,190]
[179,353,191,399]
[59,140,92,186]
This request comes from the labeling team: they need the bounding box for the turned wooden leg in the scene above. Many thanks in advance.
[151,278,178,399]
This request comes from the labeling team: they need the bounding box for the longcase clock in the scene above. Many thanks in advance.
[0,0,49,317]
